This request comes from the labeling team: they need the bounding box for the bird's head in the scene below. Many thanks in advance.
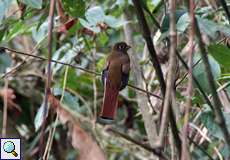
[113,41,131,53]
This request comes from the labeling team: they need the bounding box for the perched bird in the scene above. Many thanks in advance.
[98,42,131,124]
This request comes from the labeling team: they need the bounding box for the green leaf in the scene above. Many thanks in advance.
[79,18,100,33]
[34,102,48,131]
[53,87,91,116]
[176,13,189,34]
[197,17,230,39]
[104,15,126,28]
[5,21,34,42]
[201,105,230,140]
[63,68,93,97]
[53,88,79,110]
[193,54,221,94]
[85,6,105,25]
[79,6,123,33]
[208,44,230,68]
[0,0,13,23]
[0,53,11,73]
[98,32,109,46]
[161,10,186,32]
[22,0,43,9]
[79,6,105,33]
[62,0,85,18]
[32,20,48,43]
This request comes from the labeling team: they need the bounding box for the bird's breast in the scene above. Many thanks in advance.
[107,61,122,88]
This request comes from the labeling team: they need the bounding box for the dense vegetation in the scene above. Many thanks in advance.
[0,0,230,159]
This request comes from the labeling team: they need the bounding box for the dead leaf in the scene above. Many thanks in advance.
[48,94,106,160]
[0,88,21,112]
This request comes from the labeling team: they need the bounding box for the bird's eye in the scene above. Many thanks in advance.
[119,45,125,50]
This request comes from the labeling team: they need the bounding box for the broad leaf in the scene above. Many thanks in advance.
[161,10,186,32]
[5,21,34,42]
[85,6,105,25]
[208,44,230,68]
[0,0,13,23]
[197,17,230,39]
[22,0,43,9]
[193,54,221,94]
[62,0,85,18]
[0,53,11,73]
[176,13,189,34]
[201,105,230,140]
[34,102,48,131]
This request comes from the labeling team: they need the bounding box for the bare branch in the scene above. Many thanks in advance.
[219,0,230,22]
[132,0,166,95]
[1,47,163,100]
[40,0,56,157]
[132,0,181,152]
[181,1,195,159]
[158,0,181,155]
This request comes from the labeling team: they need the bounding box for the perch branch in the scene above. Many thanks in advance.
[0,47,162,100]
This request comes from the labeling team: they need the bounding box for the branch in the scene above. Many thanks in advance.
[181,1,195,159]
[158,0,181,155]
[132,0,181,152]
[219,0,230,22]
[108,128,168,160]
[1,80,8,138]
[142,4,215,111]
[187,136,214,160]
[0,47,163,100]
[194,12,230,150]
[132,0,166,95]
[40,0,56,157]
[123,11,159,152]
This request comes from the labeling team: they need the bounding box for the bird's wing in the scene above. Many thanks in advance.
[120,56,130,90]
[101,59,110,86]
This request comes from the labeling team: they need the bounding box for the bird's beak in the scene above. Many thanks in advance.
[127,45,131,50]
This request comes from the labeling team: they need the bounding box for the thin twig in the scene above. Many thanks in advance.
[40,0,56,157]
[219,0,230,22]
[175,58,201,87]
[187,136,215,160]
[1,47,163,100]
[92,44,97,122]
[132,0,181,151]
[194,13,230,149]
[44,66,69,160]
[123,11,159,151]
[2,79,8,138]
[189,123,223,160]
[159,0,181,155]
[108,128,168,160]
[181,1,195,159]
[1,58,28,78]
[132,0,166,95]
[142,4,215,111]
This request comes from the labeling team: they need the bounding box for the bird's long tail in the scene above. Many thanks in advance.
[100,80,119,123]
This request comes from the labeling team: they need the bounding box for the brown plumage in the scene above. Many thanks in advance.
[99,42,131,124]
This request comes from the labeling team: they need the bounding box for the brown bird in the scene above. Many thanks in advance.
[98,42,131,124]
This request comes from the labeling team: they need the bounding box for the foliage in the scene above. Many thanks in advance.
[0,0,230,159]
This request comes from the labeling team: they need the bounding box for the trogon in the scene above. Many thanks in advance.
[99,42,131,124]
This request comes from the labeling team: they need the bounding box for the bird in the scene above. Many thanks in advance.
[98,42,131,124]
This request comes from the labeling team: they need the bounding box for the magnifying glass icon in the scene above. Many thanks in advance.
[3,141,18,157]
